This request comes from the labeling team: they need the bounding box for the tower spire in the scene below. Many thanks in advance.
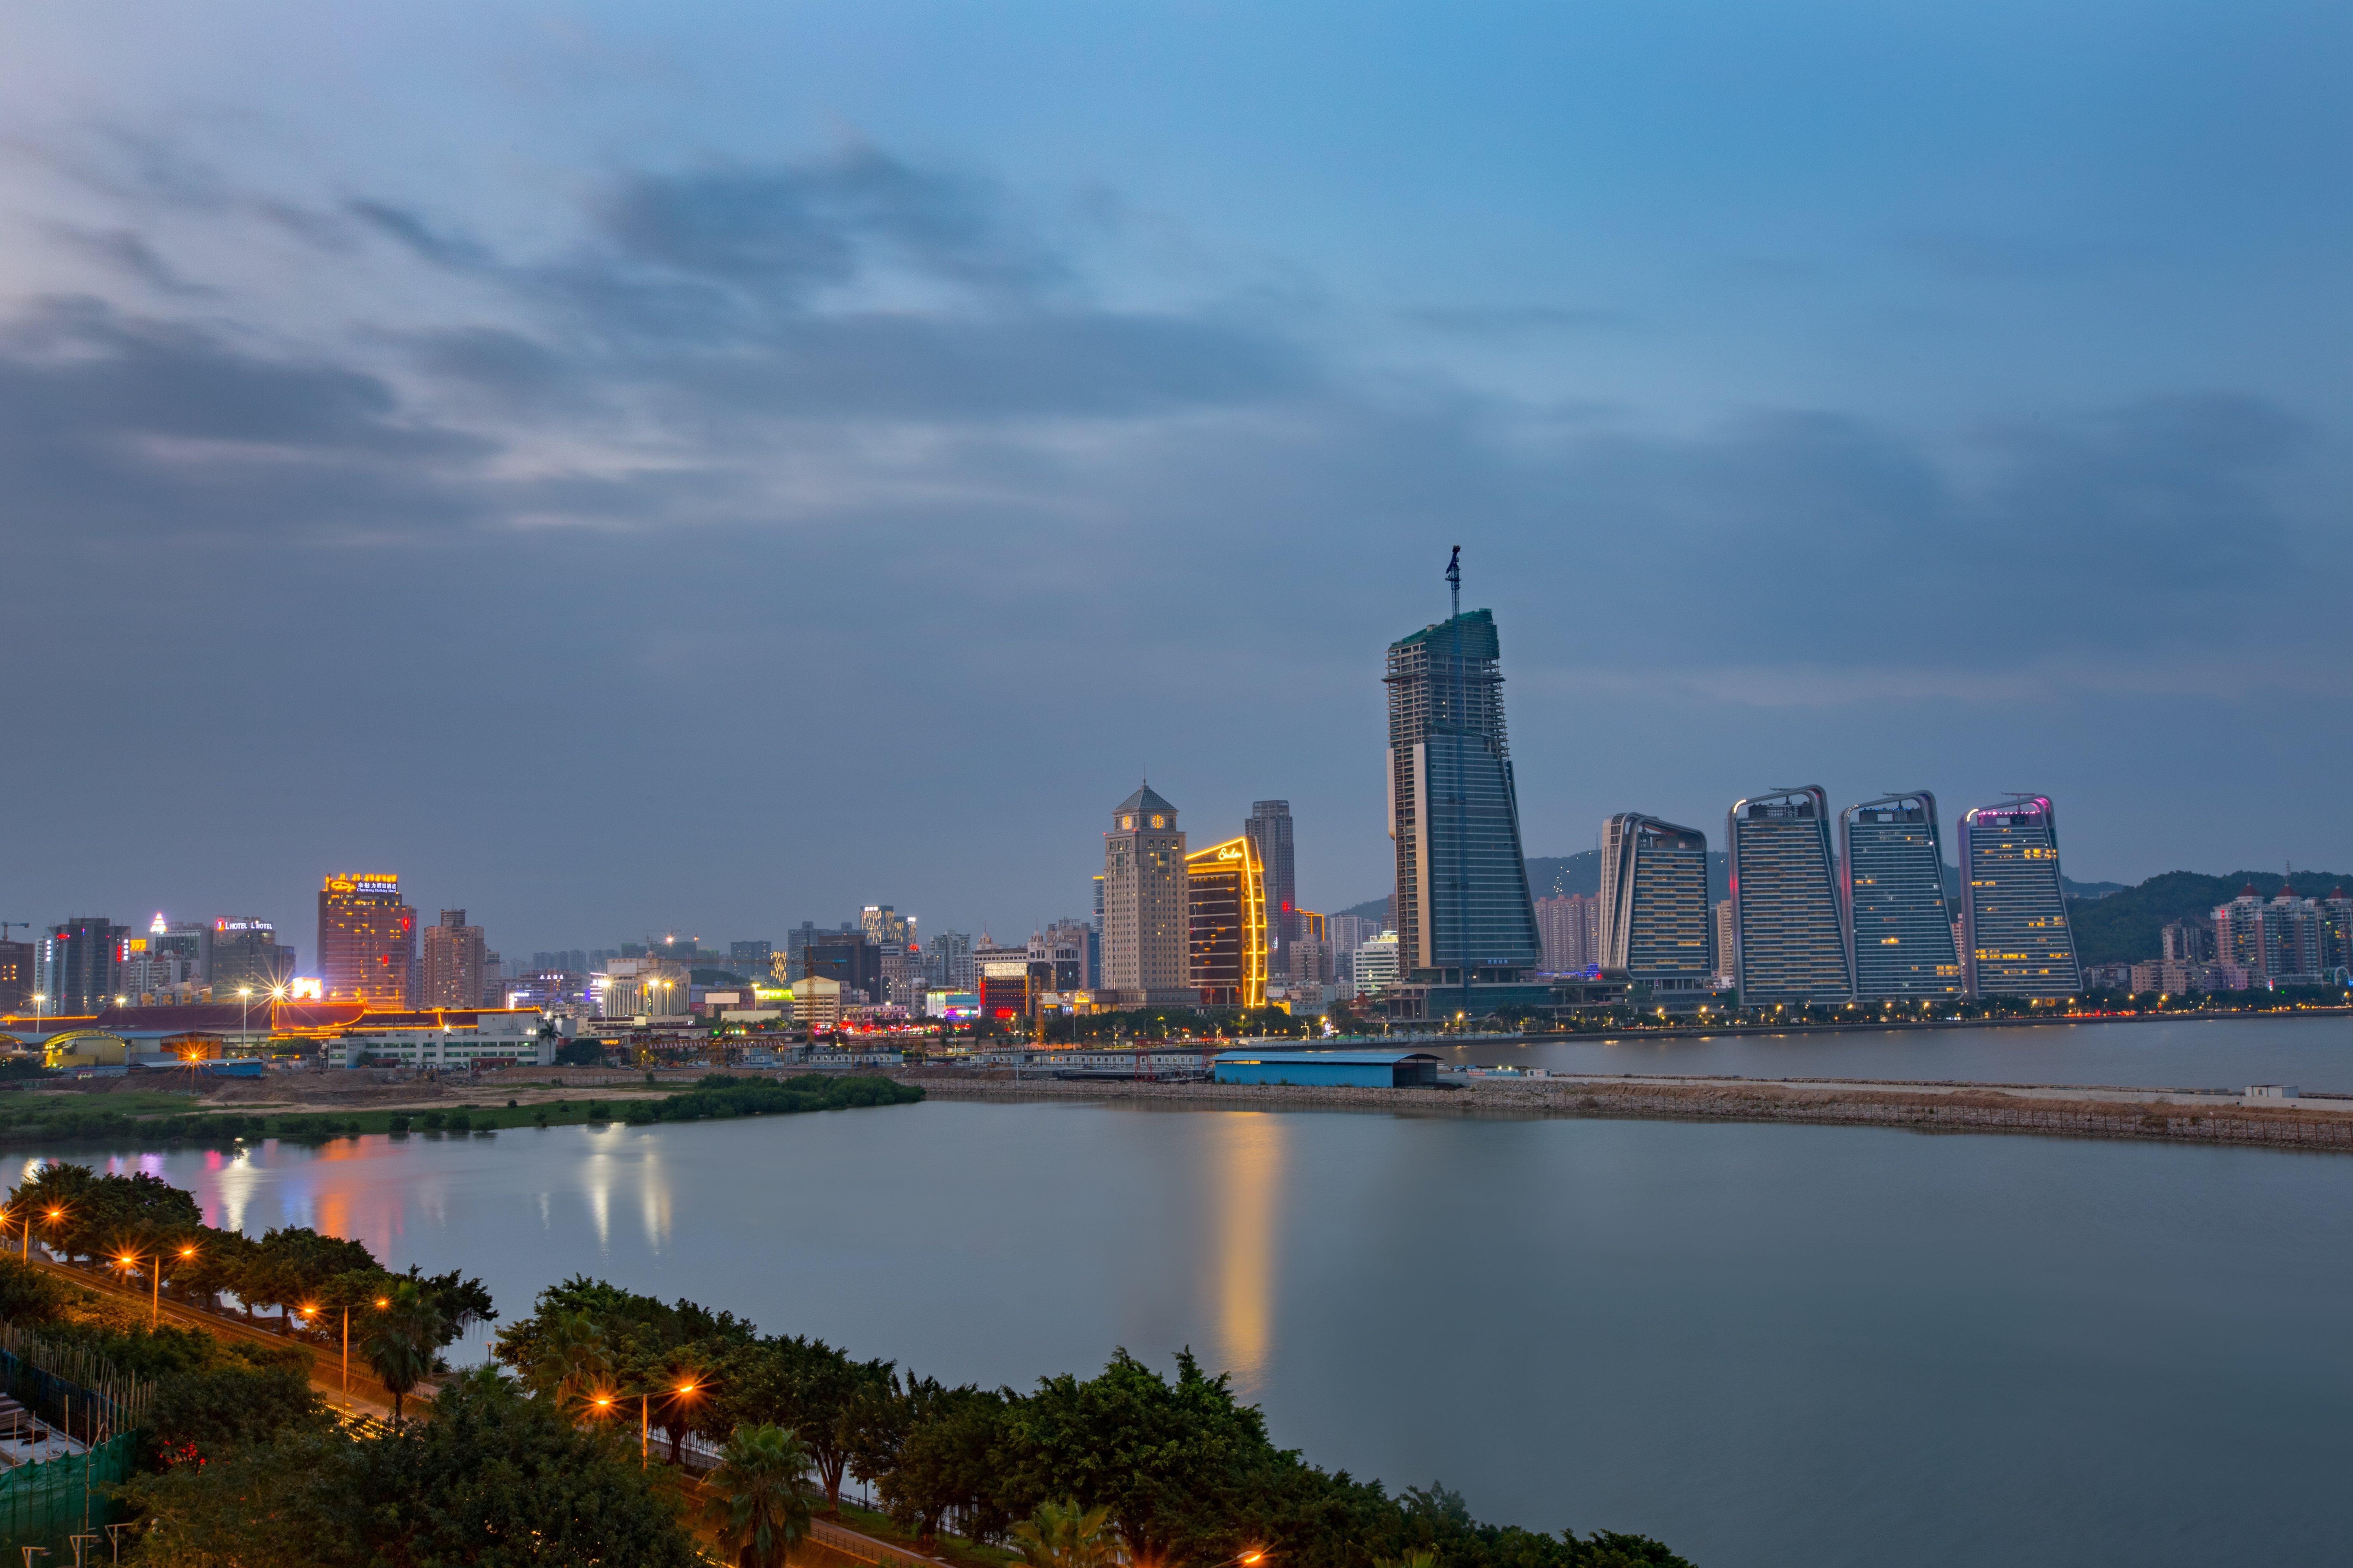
[1445,544,1461,621]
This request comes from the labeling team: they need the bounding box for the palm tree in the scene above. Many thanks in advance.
[362,1278,446,1426]
[1374,1552,1439,1568]
[703,1423,813,1568]
[1010,1498,1118,1568]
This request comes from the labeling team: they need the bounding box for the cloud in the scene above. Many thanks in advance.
[1402,304,1628,335]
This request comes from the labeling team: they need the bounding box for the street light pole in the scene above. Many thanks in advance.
[238,987,253,1053]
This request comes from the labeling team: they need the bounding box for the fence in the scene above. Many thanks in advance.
[0,1322,153,1441]
[0,1431,136,1556]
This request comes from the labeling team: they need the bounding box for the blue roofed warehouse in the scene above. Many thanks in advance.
[1212,1049,1442,1088]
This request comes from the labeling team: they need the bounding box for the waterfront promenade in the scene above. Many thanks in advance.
[901,1069,2353,1151]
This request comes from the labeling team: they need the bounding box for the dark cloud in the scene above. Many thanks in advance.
[51,227,216,297]
[597,149,1057,301]
[347,200,494,270]
[0,298,491,543]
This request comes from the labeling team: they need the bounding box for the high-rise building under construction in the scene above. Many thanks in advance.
[1727,787,1853,1005]
[1840,792,1962,1000]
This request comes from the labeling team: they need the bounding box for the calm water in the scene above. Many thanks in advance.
[30,1093,2351,1568]
[1424,1011,2353,1091]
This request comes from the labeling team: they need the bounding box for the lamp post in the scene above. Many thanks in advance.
[237,987,253,1053]
[116,1242,193,1330]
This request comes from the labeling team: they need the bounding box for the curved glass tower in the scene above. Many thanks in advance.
[1385,608,1541,986]
[1728,787,1853,1005]
[1839,792,1962,1000]
[1600,813,1714,998]
[1959,795,2082,999]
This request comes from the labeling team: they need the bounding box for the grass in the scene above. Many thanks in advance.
[831,1499,1019,1568]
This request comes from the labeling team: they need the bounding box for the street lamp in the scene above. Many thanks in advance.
[116,1242,193,1330]
[238,987,254,1052]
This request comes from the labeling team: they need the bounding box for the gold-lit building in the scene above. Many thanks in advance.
[316,873,416,1007]
[1186,836,1268,1009]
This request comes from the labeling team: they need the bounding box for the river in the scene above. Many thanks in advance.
[22,1036,2352,1568]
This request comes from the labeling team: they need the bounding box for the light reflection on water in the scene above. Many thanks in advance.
[12,1099,2353,1568]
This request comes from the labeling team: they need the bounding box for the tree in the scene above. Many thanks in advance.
[704,1423,814,1568]
[362,1278,446,1425]
[1011,1498,1120,1568]
[124,1369,702,1568]
[998,1348,1279,1568]
[881,1381,1009,1546]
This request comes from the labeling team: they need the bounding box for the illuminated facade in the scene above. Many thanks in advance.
[1243,801,1297,969]
[1101,784,1193,1004]
[1728,787,1853,1005]
[1958,797,2082,998]
[1840,792,1962,1000]
[1385,609,1541,985]
[1186,836,1269,1009]
[39,917,129,1014]
[316,874,417,1007]
[211,918,292,998]
[1599,815,1713,997]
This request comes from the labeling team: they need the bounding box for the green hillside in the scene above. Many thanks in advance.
[2067,871,2353,965]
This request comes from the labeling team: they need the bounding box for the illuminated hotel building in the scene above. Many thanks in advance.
[316,874,417,1007]
[211,918,293,998]
[1957,796,2082,998]
[1101,784,1194,1005]
[1187,836,1269,1009]
[1385,608,1541,986]
[1599,815,1713,998]
[1727,786,1853,1005]
[1839,792,1962,1000]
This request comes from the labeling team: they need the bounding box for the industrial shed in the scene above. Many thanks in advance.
[1212,1049,1442,1088]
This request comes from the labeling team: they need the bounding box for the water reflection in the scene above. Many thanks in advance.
[1207,1111,1286,1392]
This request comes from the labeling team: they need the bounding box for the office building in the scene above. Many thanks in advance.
[1712,902,1735,985]
[1187,837,1269,1009]
[1840,792,1963,1000]
[1354,931,1401,995]
[729,940,773,977]
[803,932,883,1005]
[600,956,689,1017]
[1726,786,1853,1005]
[1600,815,1714,998]
[1327,914,1380,957]
[1244,801,1298,969]
[210,919,293,998]
[1385,605,1542,987]
[0,939,31,1011]
[923,930,975,991]
[421,910,489,1010]
[1101,783,1192,1005]
[1034,920,1092,992]
[40,917,129,1014]
[2160,922,2214,964]
[2325,892,2353,976]
[317,874,416,1007]
[1536,894,1601,974]
[1958,796,2082,998]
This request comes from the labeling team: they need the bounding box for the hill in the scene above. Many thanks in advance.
[2067,871,2353,965]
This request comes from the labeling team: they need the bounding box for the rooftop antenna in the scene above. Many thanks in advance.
[1446,545,1461,621]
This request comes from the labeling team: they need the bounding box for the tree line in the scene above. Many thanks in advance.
[3,1164,492,1420]
[495,1278,1690,1568]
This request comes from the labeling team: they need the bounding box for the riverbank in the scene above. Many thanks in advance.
[900,1072,2353,1152]
[1345,1003,2353,1046]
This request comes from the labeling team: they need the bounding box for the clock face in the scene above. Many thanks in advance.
[1121,815,1135,830]
[1150,815,1165,829]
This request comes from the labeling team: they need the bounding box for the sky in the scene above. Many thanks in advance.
[2,0,2349,958]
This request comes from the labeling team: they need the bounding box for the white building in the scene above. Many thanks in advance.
[599,957,690,1018]
[1354,931,1401,995]
[327,1009,553,1070]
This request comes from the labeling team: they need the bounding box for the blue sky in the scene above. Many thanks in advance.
[3,1,2347,953]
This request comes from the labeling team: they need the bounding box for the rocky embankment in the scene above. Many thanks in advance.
[896,1071,2353,1152]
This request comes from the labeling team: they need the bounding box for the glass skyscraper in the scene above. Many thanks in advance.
[1958,795,2082,998]
[1599,814,1713,994]
[1385,608,1541,985]
[1840,792,1962,1000]
[1727,786,1853,1005]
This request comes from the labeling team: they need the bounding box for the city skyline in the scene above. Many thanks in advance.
[4,4,2349,945]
